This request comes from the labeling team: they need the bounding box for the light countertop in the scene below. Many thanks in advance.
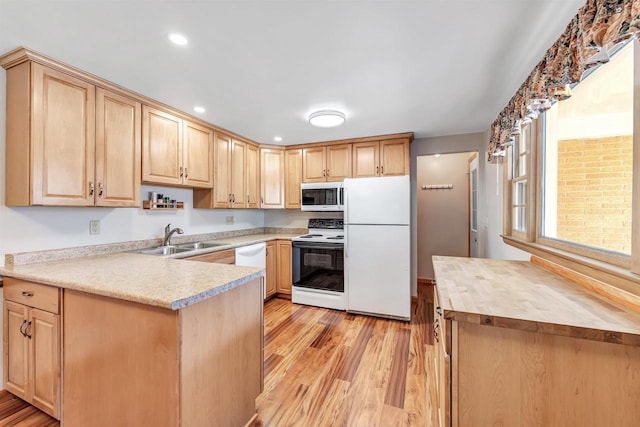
[432,256,640,346]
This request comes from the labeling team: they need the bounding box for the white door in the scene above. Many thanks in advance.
[469,154,479,258]
[346,224,410,320]
[344,176,410,225]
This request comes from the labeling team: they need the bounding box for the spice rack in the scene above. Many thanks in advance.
[142,201,184,210]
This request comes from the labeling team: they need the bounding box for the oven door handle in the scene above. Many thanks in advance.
[292,243,344,250]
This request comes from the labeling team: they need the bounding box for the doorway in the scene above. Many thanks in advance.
[417,151,477,280]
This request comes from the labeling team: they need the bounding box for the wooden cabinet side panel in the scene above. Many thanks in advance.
[3,301,29,401]
[180,279,262,426]
[31,63,96,206]
[95,89,141,207]
[285,149,302,209]
[231,139,247,208]
[326,144,352,181]
[63,290,179,427]
[302,147,326,182]
[276,240,292,295]
[247,144,260,208]
[183,121,214,188]
[213,133,232,208]
[265,241,277,298]
[456,322,640,427]
[260,148,285,209]
[352,142,380,178]
[380,139,410,176]
[142,105,183,186]
[30,308,60,419]
[5,62,31,206]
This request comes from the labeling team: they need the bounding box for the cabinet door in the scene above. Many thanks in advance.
[352,142,380,178]
[380,138,410,176]
[276,240,292,296]
[231,139,247,208]
[183,121,213,188]
[4,301,29,400]
[260,148,284,209]
[95,88,141,207]
[285,149,303,209]
[246,144,260,209]
[30,308,60,419]
[213,132,232,208]
[302,147,326,182]
[265,242,277,299]
[326,144,352,181]
[142,106,183,186]
[31,63,96,206]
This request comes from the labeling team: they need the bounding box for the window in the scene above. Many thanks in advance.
[503,39,640,278]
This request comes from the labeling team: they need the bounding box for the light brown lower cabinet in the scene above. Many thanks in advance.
[265,241,277,299]
[433,287,640,427]
[276,240,292,296]
[3,279,61,419]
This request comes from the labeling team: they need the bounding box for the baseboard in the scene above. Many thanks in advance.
[417,277,434,286]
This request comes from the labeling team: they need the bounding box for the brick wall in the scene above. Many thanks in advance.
[556,135,632,254]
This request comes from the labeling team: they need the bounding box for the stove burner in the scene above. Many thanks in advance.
[326,235,344,240]
[299,234,323,238]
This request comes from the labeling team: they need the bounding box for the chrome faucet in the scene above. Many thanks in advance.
[163,223,184,246]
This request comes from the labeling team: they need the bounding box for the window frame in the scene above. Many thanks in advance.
[502,38,640,284]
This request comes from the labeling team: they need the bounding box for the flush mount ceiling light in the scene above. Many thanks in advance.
[168,33,188,46]
[308,110,346,128]
[193,106,205,113]
[274,136,283,142]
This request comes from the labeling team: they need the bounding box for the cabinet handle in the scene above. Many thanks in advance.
[326,169,330,177]
[20,320,27,337]
[25,321,32,339]
[89,181,95,196]
[380,165,384,175]
[376,166,379,175]
[98,181,104,197]
[247,195,250,203]
[180,166,184,177]
[323,169,326,177]
[184,167,188,178]
[433,318,440,342]
[261,197,264,205]
[232,194,235,203]
[21,291,34,298]
[436,306,442,316]
[229,194,232,203]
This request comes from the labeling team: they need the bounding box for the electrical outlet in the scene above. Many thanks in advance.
[89,220,101,235]
[225,216,234,225]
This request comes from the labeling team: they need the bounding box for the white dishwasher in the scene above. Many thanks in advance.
[235,243,267,298]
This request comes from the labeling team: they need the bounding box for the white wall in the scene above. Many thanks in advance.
[0,71,265,268]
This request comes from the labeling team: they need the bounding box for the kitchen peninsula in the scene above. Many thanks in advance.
[0,252,264,426]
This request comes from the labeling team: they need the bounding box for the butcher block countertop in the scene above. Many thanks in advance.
[432,256,640,347]
[0,253,263,310]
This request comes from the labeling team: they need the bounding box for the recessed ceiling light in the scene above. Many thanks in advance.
[434,154,441,158]
[193,106,205,113]
[168,33,188,46]
[274,136,283,142]
[308,110,346,128]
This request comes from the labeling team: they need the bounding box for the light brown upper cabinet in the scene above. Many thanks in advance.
[302,144,351,183]
[285,149,303,209]
[352,138,410,178]
[4,61,141,207]
[246,144,260,209]
[260,148,284,209]
[194,133,256,209]
[142,106,213,189]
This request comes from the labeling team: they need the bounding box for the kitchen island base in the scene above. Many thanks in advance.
[62,278,262,427]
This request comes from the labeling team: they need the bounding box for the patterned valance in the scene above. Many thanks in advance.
[488,0,640,161]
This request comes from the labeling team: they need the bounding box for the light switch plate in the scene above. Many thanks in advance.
[89,220,101,235]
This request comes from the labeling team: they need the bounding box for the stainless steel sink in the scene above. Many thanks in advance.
[176,242,228,250]
[137,246,191,255]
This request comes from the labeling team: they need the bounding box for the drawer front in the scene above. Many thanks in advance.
[4,278,60,314]
[184,249,235,264]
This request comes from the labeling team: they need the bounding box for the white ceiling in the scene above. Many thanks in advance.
[0,0,584,146]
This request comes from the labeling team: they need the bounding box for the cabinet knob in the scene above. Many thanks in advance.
[21,291,34,298]
[89,181,95,196]
[98,181,104,197]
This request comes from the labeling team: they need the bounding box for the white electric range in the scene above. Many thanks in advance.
[291,219,345,310]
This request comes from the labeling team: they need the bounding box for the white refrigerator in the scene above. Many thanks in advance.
[344,175,411,321]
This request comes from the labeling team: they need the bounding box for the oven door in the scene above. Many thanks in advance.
[292,242,344,292]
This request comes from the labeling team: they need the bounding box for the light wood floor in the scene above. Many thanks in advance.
[255,285,437,426]
[0,391,58,426]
